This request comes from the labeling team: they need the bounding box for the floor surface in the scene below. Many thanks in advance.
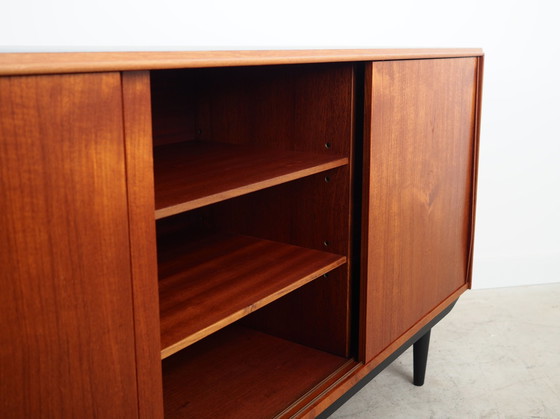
[330,283,560,418]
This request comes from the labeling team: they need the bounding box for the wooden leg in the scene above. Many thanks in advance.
[413,329,431,386]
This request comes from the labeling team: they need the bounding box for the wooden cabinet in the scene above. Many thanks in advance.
[0,49,483,418]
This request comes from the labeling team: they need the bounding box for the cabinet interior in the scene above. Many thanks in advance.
[150,63,357,417]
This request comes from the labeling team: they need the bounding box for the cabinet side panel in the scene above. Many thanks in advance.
[466,55,484,289]
[122,71,164,418]
[362,58,477,361]
[0,74,138,417]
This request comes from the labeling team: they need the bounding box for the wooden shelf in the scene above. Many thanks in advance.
[158,232,346,359]
[153,141,348,219]
[162,325,350,418]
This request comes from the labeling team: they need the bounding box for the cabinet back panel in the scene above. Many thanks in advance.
[362,58,478,361]
[0,74,139,417]
[242,268,349,356]
[208,168,350,253]
[205,170,352,356]
[196,63,354,156]
[150,63,354,156]
[151,63,355,357]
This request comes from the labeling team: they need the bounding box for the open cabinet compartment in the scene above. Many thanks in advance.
[150,63,356,417]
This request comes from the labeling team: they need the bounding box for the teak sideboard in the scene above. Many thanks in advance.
[0,49,483,418]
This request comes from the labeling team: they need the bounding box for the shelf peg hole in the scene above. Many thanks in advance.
[325,142,331,149]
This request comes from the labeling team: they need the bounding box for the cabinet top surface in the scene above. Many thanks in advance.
[0,48,483,76]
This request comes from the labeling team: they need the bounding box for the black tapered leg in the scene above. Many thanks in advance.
[413,329,431,386]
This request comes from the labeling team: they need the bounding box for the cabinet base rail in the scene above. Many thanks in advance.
[318,299,458,418]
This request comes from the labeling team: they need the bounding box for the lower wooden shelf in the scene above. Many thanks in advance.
[158,231,346,358]
[162,325,350,419]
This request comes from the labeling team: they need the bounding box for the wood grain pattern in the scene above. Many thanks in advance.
[361,58,478,362]
[0,73,138,417]
[162,325,348,419]
[154,166,354,357]
[153,141,348,218]
[150,64,355,153]
[0,49,483,76]
[121,71,164,418]
[181,63,356,356]
[158,232,346,358]
[194,64,354,156]
[214,169,353,356]
[0,50,484,418]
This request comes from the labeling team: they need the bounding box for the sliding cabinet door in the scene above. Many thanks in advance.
[0,73,140,417]
[361,58,480,362]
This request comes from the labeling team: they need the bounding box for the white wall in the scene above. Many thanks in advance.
[2,0,559,289]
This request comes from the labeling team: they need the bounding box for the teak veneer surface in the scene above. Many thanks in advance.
[361,57,478,361]
[162,325,348,419]
[0,73,138,417]
[0,49,483,419]
[121,71,164,418]
[0,48,484,75]
[158,232,346,358]
[211,170,353,356]
[153,141,348,218]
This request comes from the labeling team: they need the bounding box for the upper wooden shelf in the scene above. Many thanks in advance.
[0,49,484,76]
[158,231,346,359]
[153,141,348,219]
